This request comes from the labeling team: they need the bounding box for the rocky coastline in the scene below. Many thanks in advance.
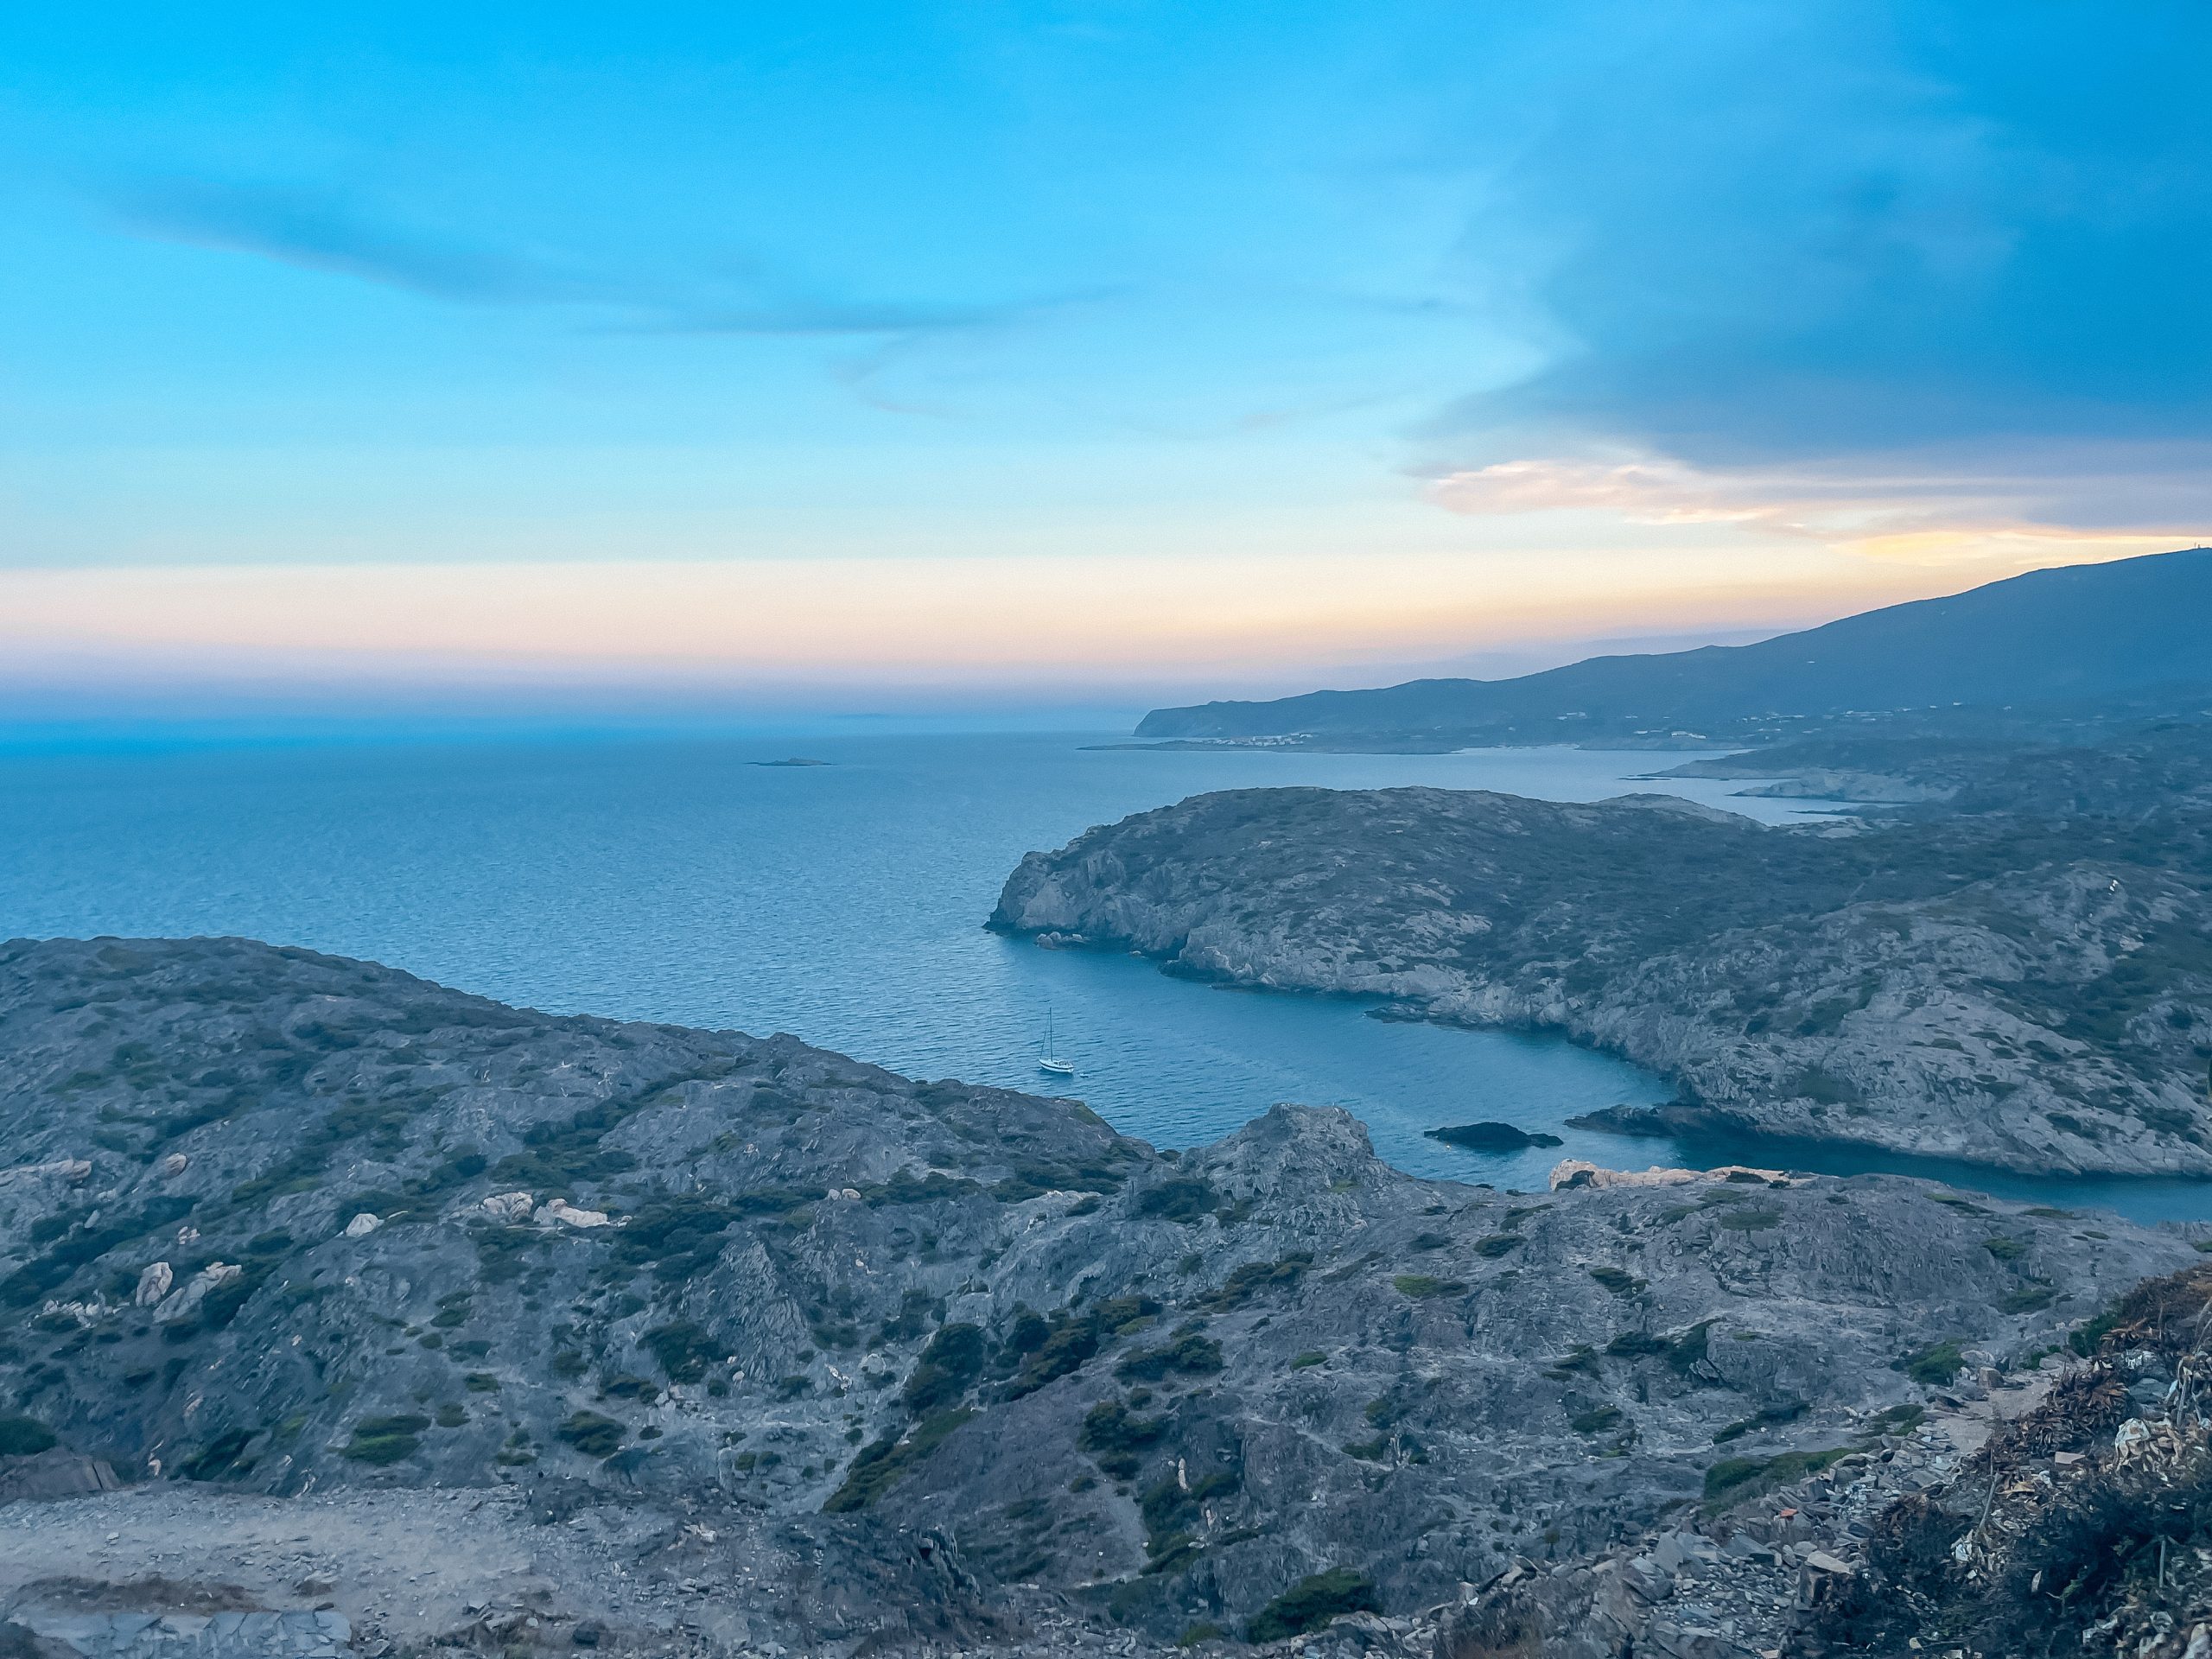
[5,936,2206,1657]
[989,786,2212,1179]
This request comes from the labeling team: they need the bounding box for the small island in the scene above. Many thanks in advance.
[1423,1121,1565,1151]
[751,757,831,767]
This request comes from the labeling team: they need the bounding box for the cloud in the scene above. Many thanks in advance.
[105,175,1038,340]
[1432,2,2212,479]
[109,178,577,304]
[638,298,1033,338]
[1426,446,2212,563]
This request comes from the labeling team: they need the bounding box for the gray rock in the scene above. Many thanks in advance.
[988,786,2212,1176]
[0,935,2195,1653]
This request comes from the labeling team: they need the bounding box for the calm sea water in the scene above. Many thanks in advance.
[0,728,2202,1222]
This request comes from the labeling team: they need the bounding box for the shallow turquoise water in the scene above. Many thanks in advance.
[0,728,2202,1222]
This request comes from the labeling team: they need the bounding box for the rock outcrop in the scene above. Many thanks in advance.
[990,785,2212,1176]
[1,936,2203,1655]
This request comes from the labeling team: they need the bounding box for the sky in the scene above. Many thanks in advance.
[2,2,2207,720]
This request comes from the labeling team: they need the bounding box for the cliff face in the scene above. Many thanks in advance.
[2,937,2195,1653]
[990,787,2212,1178]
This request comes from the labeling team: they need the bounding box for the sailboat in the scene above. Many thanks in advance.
[1037,1007,1076,1077]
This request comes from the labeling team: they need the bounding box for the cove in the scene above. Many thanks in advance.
[0,725,2201,1226]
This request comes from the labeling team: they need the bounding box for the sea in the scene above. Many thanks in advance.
[1,726,2203,1223]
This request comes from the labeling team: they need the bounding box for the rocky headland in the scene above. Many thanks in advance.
[5,936,2206,1658]
[989,783,2212,1177]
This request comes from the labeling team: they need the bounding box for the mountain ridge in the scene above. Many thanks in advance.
[1135,547,2212,744]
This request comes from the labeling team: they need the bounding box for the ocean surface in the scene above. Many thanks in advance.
[1,728,2203,1222]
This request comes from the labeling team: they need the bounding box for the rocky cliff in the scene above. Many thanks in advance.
[3,937,2200,1656]
[990,787,2212,1177]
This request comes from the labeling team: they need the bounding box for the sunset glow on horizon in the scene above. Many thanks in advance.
[3,4,2207,717]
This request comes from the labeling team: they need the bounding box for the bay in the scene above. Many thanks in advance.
[0,728,2201,1220]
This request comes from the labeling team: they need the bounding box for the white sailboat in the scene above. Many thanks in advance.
[1037,1007,1076,1077]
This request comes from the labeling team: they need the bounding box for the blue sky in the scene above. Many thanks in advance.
[2,3,2206,713]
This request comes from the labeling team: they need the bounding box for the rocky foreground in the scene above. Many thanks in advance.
[1,937,2207,1658]
[990,785,2212,1177]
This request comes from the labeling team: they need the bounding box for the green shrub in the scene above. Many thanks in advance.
[1196,1254,1310,1311]
[1473,1235,1522,1258]
[903,1323,985,1414]
[606,1197,744,1281]
[1789,1068,1856,1105]
[179,1428,256,1481]
[1290,1351,1326,1369]
[2069,1306,2123,1357]
[1008,1297,1160,1396]
[1392,1274,1466,1299]
[1116,1329,1224,1382]
[1866,1403,1925,1436]
[1702,1446,1849,1510]
[1569,1406,1623,1435]
[1713,1402,1805,1442]
[0,1194,197,1307]
[1588,1266,1643,1294]
[1246,1569,1379,1643]
[1135,1179,1221,1224]
[988,1153,1136,1202]
[341,1414,429,1465]
[858,1170,982,1207]
[1927,1193,1989,1215]
[1664,1321,1716,1377]
[1078,1400,1168,1478]
[821,1408,972,1511]
[1141,1465,1237,1554]
[1898,1339,1966,1386]
[644,1320,721,1385]
[1713,1207,1783,1232]
[1548,1344,1602,1379]
[556,1412,626,1458]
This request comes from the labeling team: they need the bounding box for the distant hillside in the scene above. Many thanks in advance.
[1136,547,2212,743]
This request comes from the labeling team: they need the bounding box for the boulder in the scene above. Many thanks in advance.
[0,1158,92,1189]
[1795,1550,1858,1614]
[0,1450,123,1504]
[7,1606,350,1658]
[152,1262,242,1324]
[132,1262,173,1307]
[1550,1160,1785,1191]
[480,1191,536,1223]
[537,1198,612,1229]
[342,1212,382,1237]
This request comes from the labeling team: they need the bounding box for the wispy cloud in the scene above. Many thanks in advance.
[109,178,584,305]
[1426,446,2212,563]
[637,298,1035,338]
[105,175,1042,340]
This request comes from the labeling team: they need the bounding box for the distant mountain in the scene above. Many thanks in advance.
[1136,547,2212,744]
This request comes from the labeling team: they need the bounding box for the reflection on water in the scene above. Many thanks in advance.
[988,943,1675,1192]
[0,728,2202,1225]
